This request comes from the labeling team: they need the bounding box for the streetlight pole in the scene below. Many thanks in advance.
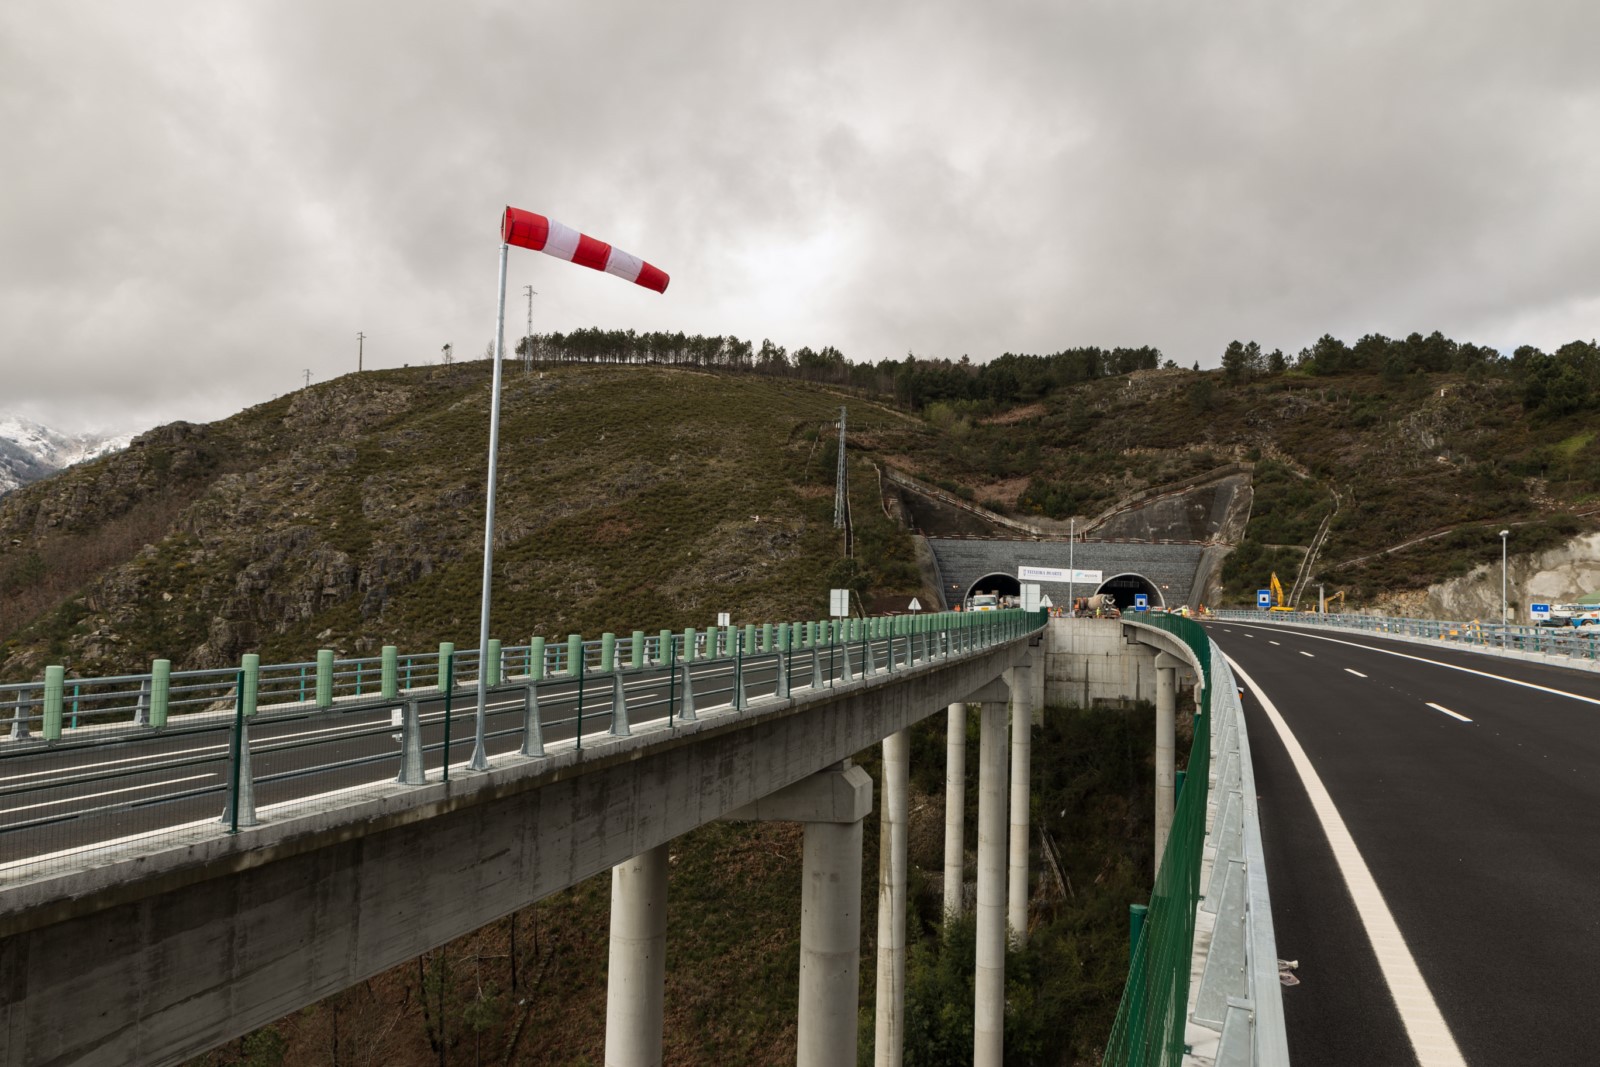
[468,242,510,773]
[1500,529,1510,627]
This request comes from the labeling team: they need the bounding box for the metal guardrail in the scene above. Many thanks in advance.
[1103,614,1287,1067]
[1211,608,1600,664]
[1,609,1044,885]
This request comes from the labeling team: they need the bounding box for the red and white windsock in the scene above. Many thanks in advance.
[501,207,669,294]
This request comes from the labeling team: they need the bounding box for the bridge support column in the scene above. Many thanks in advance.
[975,698,1008,1067]
[943,702,967,918]
[725,761,873,1067]
[875,729,909,1066]
[1154,652,1180,873]
[604,844,669,1067]
[1007,665,1033,946]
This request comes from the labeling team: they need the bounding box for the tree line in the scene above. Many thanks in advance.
[514,326,1600,418]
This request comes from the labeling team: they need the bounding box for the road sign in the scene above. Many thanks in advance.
[829,589,850,617]
[1531,603,1551,621]
[1022,583,1042,612]
[1257,589,1272,609]
[1019,565,1069,582]
[1040,595,1053,608]
[717,612,731,627]
[1134,594,1149,613]
[907,597,922,611]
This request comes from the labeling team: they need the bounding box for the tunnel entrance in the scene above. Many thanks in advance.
[1095,572,1164,611]
[963,572,1021,606]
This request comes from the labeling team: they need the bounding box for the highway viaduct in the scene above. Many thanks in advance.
[0,615,1205,1067]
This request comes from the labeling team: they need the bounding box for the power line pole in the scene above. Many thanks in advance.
[522,286,536,375]
[357,331,365,373]
[833,406,847,529]
[303,369,311,390]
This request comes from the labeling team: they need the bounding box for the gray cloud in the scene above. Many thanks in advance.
[3,1,1597,433]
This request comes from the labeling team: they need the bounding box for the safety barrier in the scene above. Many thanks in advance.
[1213,608,1600,664]
[1102,613,1287,1067]
[1,609,1043,884]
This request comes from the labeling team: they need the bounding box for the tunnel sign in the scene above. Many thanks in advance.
[1134,594,1148,612]
[1257,589,1272,609]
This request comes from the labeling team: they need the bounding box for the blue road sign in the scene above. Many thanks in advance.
[1134,594,1149,613]
[1257,589,1272,609]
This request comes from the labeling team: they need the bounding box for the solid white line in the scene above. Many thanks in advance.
[1224,620,1600,708]
[1346,669,1368,678]
[2,746,228,783]
[1425,702,1473,723]
[1228,655,1467,1066]
[1299,650,1315,658]
[7,774,215,815]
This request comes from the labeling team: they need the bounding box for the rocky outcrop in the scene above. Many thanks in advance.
[1421,532,1600,621]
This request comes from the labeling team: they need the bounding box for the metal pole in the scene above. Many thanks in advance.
[1068,518,1075,614]
[470,242,510,772]
[1500,529,1509,627]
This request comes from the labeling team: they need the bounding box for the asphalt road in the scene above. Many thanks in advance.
[1206,619,1600,1067]
[0,640,893,878]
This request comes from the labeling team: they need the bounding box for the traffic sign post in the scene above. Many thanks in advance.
[1257,590,1272,610]
[1530,603,1551,625]
[1134,594,1148,613]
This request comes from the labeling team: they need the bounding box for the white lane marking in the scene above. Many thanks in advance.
[1229,656,1467,1066]
[1299,650,1315,658]
[1223,621,1600,708]
[2,746,228,782]
[1269,640,1281,646]
[1346,669,1368,678]
[6,774,215,815]
[1426,702,1473,723]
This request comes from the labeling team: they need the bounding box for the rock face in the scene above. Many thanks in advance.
[1423,532,1600,621]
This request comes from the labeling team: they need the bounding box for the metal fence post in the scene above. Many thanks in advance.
[611,671,632,736]
[678,657,697,722]
[10,687,32,740]
[151,659,171,728]
[529,636,546,681]
[439,643,455,781]
[241,654,259,718]
[632,630,646,670]
[486,638,502,686]
[315,648,335,709]
[601,632,616,674]
[382,645,399,699]
[43,666,64,741]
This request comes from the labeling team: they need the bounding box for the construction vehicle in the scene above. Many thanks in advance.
[1321,590,1345,612]
[1268,572,1297,612]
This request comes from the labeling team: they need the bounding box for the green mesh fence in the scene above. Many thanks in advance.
[1101,613,1214,1066]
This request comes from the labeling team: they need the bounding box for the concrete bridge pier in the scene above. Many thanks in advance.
[973,696,1009,1067]
[605,844,669,1067]
[1006,665,1033,946]
[943,701,967,918]
[727,760,874,1067]
[1154,652,1180,871]
[875,729,909,1066]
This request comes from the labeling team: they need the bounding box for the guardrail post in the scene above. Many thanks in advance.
[678,658,697,722]
[567,634,583,676]
[220,672,259,830]
[43,666,64,740]
[241,654,259,718]
[611,671,632,736]
[520,685,546,757]
[132,677,149,727]
[315,649,335,709]
[9,688,32,740]
[150,659,170,728]
[439,644,455,779]
[683,627,697,663]
[398,700,427,784]
[632,630,646,669]
[601,632,616,673]
[529,637,545,680]
[744,623,756,660]
[735,630,748,709]
[486,639,502,686]
[864,628,877,676]
[775,645,790,699]
[657,629,672,666]
[761,622,773,653]
[382,645,399,699]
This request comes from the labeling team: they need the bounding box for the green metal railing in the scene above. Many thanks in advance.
[1102,612,1213,1066]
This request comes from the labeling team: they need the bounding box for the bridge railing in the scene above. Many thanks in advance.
[1,608,1045,885]
[1103,613,1286,1067]
[1212,608,1600,664]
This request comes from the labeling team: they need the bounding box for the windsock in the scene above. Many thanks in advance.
[500,207,669,293]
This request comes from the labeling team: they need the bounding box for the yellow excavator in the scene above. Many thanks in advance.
[1322,590,1345,612]
[1268,572,1297,612]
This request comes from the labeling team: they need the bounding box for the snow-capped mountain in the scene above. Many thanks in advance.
[0,414,133,496]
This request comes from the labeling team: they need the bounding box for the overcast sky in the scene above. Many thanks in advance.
[4,1,1597,434]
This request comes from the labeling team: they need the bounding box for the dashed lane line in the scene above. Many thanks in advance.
[1346,669,1368,678]
[1425,702,1474,723]
[1228,655,1467,1067]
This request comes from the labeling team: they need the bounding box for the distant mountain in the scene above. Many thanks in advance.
[0,414,133,495]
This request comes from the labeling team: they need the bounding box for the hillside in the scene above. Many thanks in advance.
[0,364,923,682]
